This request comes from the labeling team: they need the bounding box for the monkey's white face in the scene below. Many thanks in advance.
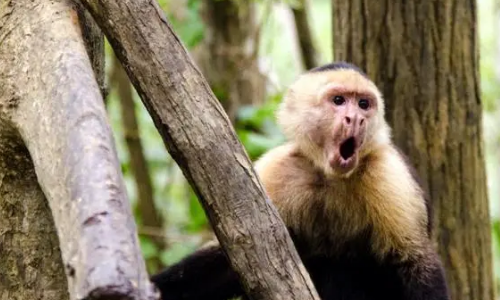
[277,69,388,178]
[317,82,378,176]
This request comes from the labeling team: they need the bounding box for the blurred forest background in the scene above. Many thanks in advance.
[103,0,500,294]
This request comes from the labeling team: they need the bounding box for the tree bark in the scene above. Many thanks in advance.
[0,123,69,300]
[110,54,166,273]
[332,1,494,300]
[291,0,320,70]
[76,3,107,99]
[0,1,157,299]
[195,0,266,123]
[80,1,320,300]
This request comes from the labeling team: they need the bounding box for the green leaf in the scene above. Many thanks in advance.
[139,236,159,259]
[186,190,208,232]
[160,243,198,266]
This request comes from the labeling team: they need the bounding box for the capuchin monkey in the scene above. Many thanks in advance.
[151,62,450,300]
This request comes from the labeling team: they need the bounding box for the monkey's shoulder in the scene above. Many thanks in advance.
[254,143,321,201]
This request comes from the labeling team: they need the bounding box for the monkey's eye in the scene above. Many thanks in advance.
[358,99,370,110]
[332,96,345,105]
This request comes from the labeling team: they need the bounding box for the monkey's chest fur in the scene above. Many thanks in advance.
[268,163,378,253]
[278,182,374,257]
[267,153,425,260]
[274,183,408,300]
[258,147,427,299]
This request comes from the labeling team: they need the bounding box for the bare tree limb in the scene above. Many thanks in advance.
[0,1,158,299]
[79,1,320,300]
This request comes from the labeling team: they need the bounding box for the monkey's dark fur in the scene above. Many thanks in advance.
[151,62,450,300]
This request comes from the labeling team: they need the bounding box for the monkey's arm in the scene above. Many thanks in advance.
[150,245,243,300]
[396,250,450,300]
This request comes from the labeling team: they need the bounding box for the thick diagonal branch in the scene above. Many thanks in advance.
[0,1,157,299]
[80,1,320,300]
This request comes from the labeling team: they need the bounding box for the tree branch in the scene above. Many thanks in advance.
[195,0,266,123]
[110,54,166,273]
[79,1,320,300]
[291,0,320,70]
[0,1,158,299]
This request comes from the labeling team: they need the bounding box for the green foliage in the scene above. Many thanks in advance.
[481,63,500,112]
[160,242,199,266]
[236,93,286,160]
[478,0,500,287]
[140,235,160,260]
[162,0,205,49]
[478,0,500,112]
[186,190,208,233]
[493,220,500,287]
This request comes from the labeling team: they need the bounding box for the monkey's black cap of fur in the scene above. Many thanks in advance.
[309,61,368,78]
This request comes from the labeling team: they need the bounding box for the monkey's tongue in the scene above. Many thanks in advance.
[339,137,356,160]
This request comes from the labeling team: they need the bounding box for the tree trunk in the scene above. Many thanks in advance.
[291,0,320,70]
[110,54,166,273]
[80,1,320,300]
[332,1,494,300]
[195,0,266,123]
[0,124,69,300]
[0,1,157,299]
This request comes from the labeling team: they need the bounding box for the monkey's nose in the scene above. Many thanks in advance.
[344,116,365,128]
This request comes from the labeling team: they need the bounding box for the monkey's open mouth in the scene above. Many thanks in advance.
[339,137,356,160]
